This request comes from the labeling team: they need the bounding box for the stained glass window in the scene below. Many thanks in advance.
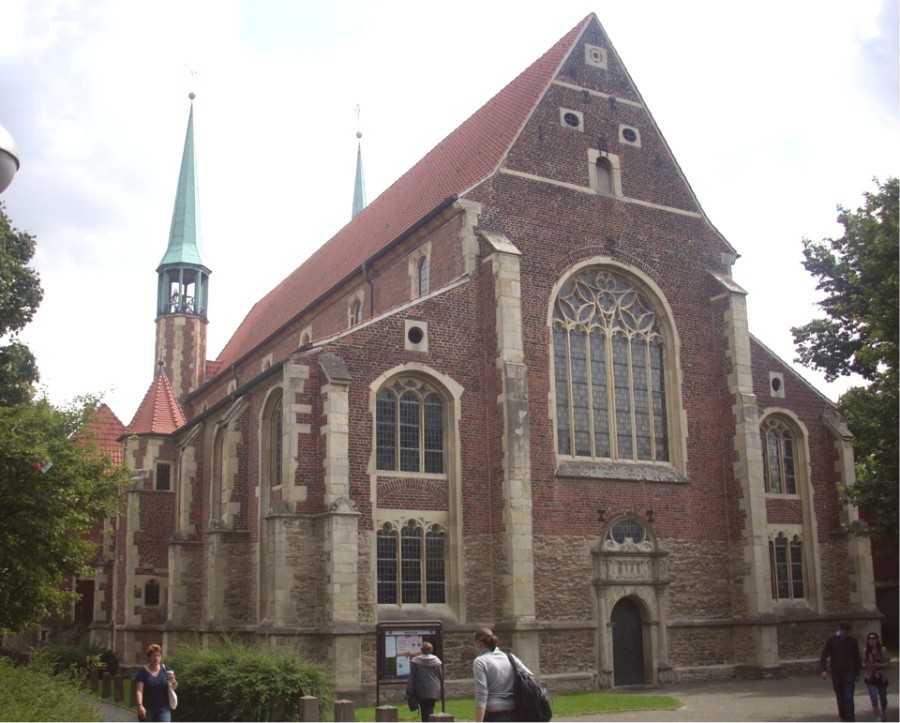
[553,269,668,461]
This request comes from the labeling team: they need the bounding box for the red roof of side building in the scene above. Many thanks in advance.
[123,373,187,437]
[76,403,126,465]
[213,14,591,371]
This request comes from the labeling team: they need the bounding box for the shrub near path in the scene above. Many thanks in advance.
[0,657,101,722]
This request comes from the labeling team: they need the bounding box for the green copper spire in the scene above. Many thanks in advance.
[352,131,366,219]
[156,94,210,321]
[159,94,205,268]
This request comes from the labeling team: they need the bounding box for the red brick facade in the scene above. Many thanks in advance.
[94,13,880,696]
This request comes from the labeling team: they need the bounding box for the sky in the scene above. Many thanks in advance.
[1,0,897,424]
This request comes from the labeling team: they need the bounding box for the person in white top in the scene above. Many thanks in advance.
[472,627,518,722]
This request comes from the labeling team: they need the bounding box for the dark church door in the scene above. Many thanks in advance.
[611,597,645,685]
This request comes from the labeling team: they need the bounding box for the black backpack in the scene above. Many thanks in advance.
[506,652,552,722]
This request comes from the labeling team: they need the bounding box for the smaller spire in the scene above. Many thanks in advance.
[352,106,367,218]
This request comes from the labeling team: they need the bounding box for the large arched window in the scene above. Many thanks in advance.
[377,520,446,605]
[376,377,444,473]
[761,417,797,494]
[553,268,668,462]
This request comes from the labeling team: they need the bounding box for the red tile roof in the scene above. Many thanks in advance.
[123,373,187,437]
[214,14,591,371]
[76,403,126,465]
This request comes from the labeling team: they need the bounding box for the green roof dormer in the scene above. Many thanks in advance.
[157,93,211,320]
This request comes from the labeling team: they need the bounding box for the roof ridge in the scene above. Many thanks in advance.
[212,14,591,372]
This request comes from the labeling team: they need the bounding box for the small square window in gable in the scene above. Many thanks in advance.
[560,108,584,132]
[618,124,641,148]
[585,44,608,70]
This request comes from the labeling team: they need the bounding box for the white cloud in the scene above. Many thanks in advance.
[3,0,896,419]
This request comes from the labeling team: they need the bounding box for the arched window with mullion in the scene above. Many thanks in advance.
[553,269,668,462]
[762,417,796,494]
[376,378,444,474]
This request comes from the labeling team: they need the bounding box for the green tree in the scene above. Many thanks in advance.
[0,201,43,405]
[0,397,126,631]
[792,177,898,539]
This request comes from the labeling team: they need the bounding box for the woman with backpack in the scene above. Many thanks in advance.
[473,627,518,722]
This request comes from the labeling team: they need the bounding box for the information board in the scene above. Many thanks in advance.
[375,621,443,706]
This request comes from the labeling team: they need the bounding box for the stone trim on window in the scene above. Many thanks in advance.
[376,519,447,606]
[551,266,682,469]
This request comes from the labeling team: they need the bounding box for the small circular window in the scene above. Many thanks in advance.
[407,326,424,344]
[622,127,638,143]
[563,112,580,128]
[610,519,645,544]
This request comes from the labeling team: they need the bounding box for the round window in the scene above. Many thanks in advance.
[563,112,580,128]
[622,127,638,143]
[610,519,645,544]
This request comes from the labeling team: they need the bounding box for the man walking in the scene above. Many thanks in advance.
[820,621,862,721]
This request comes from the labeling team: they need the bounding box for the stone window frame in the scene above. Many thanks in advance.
[144,579,161,606]
[375,375,446,476]
[409,242,432,299]
[760,414,800,495]
[156,462,171,491]
[588,149,623,197]
[548,261,687,477]
[376,518,448,606]
[601,515,656,552]
[261,388,284,490]
[348,291,364,327]
[768,529,806,601]
[369,364,465,617]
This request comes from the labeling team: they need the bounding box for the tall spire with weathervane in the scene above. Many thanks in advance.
[154,92,211,400]
[352,105,366,218]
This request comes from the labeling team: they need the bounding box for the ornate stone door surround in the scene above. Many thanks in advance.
[591,516,673,687]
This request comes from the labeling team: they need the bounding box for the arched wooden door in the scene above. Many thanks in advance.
[611,597,645,685]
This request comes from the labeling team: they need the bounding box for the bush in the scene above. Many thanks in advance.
[38,642,119,677]
[0,656,100,721]
[166,638,334,721]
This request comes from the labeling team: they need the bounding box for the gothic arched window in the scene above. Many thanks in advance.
[417,255,429,296]
[761,417,797,494]
[553,268,669,462]
[376,377,444,474]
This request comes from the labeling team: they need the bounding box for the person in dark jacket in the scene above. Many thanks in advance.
[406,642,443,722]
[820,621,862,721]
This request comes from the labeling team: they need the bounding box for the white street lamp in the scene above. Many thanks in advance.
[0,123,21,193]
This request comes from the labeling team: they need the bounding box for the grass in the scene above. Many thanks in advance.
[355,690,682,721]
[94,678,683,720]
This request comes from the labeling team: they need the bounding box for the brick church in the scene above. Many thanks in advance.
[87,13,880,695]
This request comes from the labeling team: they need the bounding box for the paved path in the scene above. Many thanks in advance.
[560,662,899,722]
[90,663,898,722]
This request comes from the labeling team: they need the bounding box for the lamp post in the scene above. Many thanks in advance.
[0,123,20,193]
